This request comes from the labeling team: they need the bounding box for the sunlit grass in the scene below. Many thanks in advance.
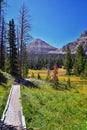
[0,70,14,118]
[29,68,66,79]
[0,85,10,118]
[21,79,87,130]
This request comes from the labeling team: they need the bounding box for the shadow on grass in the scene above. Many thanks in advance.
[0,72,7,84]
[14,76,38,88]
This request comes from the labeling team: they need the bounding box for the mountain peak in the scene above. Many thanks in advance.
[80,30,87,37]
[27,38,57,54]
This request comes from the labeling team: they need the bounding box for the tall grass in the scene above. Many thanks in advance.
[0,85,11,118]
[21,79,87,130]
[0,70,14,118]
[29,68,66,79]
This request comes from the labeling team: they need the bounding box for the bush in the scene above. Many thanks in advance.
[65,77,71,89]
[45,75,51,81]
[53,77,59,90]
[37,73,41,79]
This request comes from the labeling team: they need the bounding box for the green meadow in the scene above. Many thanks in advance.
[21,78,87,130]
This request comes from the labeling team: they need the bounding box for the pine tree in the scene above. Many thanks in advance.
[0,17,5,70]
[64,46,72,75]
[8,19,19,75]
[5,54,10,73]
[22,59,29,77]
[0,0,7,70]
[84,61,87,77]
[73,45,85,75]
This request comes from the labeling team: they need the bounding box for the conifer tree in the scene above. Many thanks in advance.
[0,17,5,70]
[84,61,87,77]
[73,45,85,75]
[64,46,72,75]
[8,19,18,75]
[0,0,7,70]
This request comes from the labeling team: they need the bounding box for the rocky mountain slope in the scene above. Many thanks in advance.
[61,31,87,54]
[27,39,57,54]
[27,31,87,55]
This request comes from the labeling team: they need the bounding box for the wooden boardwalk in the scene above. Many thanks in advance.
[2,85,25,130]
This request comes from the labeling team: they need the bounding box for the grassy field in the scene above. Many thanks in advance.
[21,75,87,130]
[29,68,66,80]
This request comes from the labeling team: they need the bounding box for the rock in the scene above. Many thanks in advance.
[62,30,87,54]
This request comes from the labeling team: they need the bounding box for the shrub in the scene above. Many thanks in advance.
[37,73,41,79]
[45,75,51,81]
[65,77,71,89]
[53,77,59,90]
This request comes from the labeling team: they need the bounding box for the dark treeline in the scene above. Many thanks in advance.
[29,53,64,70]
[29,44,87,78]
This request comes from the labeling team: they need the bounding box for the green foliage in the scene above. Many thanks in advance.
[65,77,71,89]
[5,54,10,73]
[29,54,63,70]
[21,80,87,130]
[53,77,59,90]
[64,46,72,75]
[0,70,13,118]
[45,75,51,81]
[8,19,19,75]
[0,70,14,85]
[0,85,10,118]
[22,60,29,77]
[0,71,7,84]
[73,45,85,75]
[84,61,87,77]
[0,17,5,71]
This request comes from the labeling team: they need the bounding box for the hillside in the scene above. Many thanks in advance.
[61,30,87,54]
[27,39,57,54]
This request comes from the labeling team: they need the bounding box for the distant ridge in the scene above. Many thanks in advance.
[27,39,57,54]
[61,30,87,54]
[27,31,87,55]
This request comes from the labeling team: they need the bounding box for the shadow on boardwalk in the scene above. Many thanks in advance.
[0,120,29,130]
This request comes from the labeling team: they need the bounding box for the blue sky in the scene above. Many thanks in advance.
[6,0,87,48]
